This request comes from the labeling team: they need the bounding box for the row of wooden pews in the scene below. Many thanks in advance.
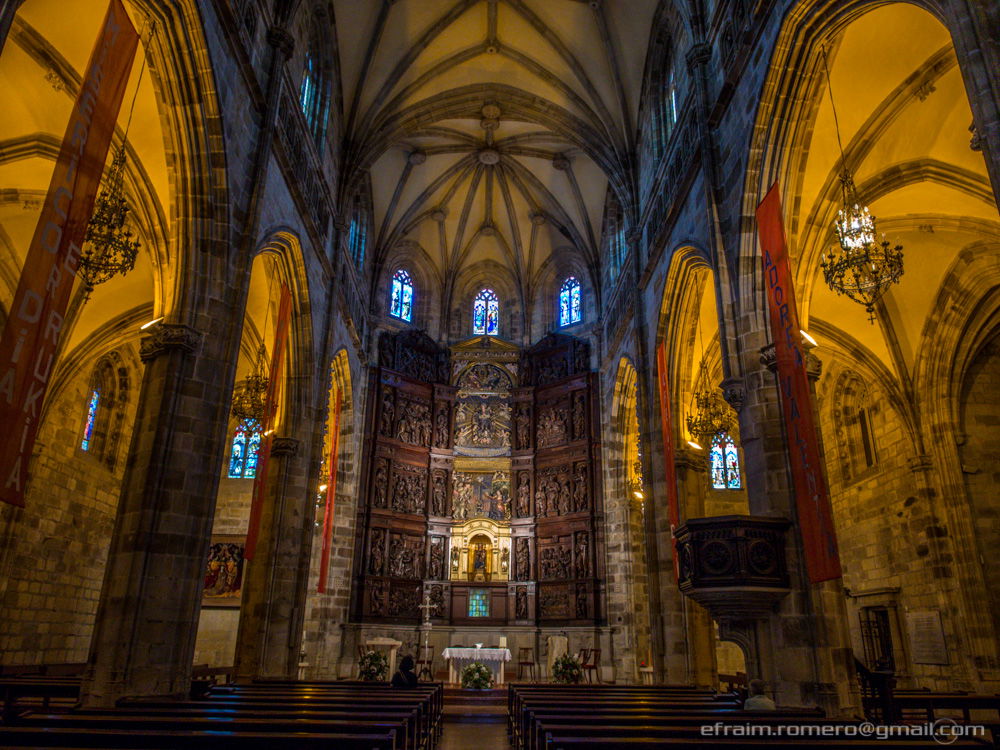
[508,683,994,750]
[0,678,443,749]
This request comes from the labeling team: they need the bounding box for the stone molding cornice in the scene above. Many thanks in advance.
[139,324,203,363]
[270,437,301,457]
[266,27,294,60]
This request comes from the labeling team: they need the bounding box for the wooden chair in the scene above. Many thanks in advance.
[517,647,537,681]
[581,648,600,683]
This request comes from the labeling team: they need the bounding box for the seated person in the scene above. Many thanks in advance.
[743,679,776,710]
[391,655,419,688]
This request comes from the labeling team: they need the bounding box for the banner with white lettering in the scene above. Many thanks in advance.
[756,183,842,583]
[0,1,138,506]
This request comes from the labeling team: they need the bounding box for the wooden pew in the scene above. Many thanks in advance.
[544,733,990,749]
[0,679,80,722]
[0,724,397,749]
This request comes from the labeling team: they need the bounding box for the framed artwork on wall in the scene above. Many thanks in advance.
[202,535,245,607]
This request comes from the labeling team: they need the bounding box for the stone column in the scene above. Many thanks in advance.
[81,323,230,705]
[234,436,316,680]
[674,448,716,687]
[744,344,857,715]
[948,0,1000,205]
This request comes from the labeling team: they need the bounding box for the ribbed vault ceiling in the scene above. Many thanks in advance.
[334,0,659,305]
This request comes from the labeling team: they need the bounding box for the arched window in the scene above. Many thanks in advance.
[473,288,499,336]
[299,22,330,149]
[79,352,129,469]
[228,420,262,479]
[710,432,741,490]
[559,277,582,327]
[81,390,99,451]
[389,269,413,322]
[348,214,367,268]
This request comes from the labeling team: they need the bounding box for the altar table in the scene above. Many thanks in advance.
[442,647,512,686]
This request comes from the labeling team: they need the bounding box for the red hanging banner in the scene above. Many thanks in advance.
[655,341,681,581]
[0,0,138,506]
[317,387,342,594]
[756,183,842,583]
[245,283,292,560]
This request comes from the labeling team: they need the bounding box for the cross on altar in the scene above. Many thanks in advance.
[418,593,435,625]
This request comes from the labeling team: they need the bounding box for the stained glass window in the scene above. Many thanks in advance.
[559,277,582,327]
[390,269,413,322]
[348,215,366,268]
[468,589,490,617]
[299,50,329,147]
[81,390,99,451]
[473,288,499,336]
[710,432,741,490]
[229,420,262,479]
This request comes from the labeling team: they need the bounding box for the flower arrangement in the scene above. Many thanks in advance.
[358,649,389,682]
[460,661,494,689]
[552,653,583,684]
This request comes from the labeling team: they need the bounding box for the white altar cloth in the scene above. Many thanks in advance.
[442,647,512,686]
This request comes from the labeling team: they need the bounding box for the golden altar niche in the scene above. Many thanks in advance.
[449,517,511,583]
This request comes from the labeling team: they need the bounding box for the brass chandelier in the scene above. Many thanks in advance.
[686,340,732,440]
[686,385,732,440]
[80,28,150,296]
[231,344,269,428]
[818,45,903,323]
[80,145,140,293]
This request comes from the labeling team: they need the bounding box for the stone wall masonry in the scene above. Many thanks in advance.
[817,347,974,690]
[958,340,1000,677]
[0,345,140,665]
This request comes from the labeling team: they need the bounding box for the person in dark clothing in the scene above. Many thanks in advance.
[391,655,419,687]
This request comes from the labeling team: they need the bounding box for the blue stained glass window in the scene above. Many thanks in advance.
[473,288,499,336]
[229,421,262,479]
[468,589,490,617]
[348,216,366,268]
[299,51,329,146]
[390,269,413,322]
[559,277,582,327]
[710,432,741,490]
[81,390,99,451]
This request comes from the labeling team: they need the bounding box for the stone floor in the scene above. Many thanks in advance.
[440,687,511,750]
[439,720,511,750]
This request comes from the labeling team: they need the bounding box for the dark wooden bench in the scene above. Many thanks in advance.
[0,724,396,749]
[0,679,81,723]
[83,705,423,750]
[544,733,989,749]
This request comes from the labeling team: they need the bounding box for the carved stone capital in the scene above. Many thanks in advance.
[721,376,745,412]
[675,446,707,473]
[266,26,295,60]
[805,351,823,382]
[139,324,203,363]
[759,344,777,373]
[907,455,932,473]
[270,437,301,457]
[686,42,712,71]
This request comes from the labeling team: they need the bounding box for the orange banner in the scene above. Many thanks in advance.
[317,387,342,594]
[0,1,138,506]
[245,283,293,560]
[756,183,842,583]
[656,341,681,581]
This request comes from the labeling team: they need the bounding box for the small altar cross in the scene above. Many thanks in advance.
[418,593,435,625]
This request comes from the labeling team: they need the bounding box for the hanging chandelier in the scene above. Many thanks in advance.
[80,145,140,293]
[231,345,269,427]
[820,170,903,322]
[686,387,732,440]
[818,45,903,323]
